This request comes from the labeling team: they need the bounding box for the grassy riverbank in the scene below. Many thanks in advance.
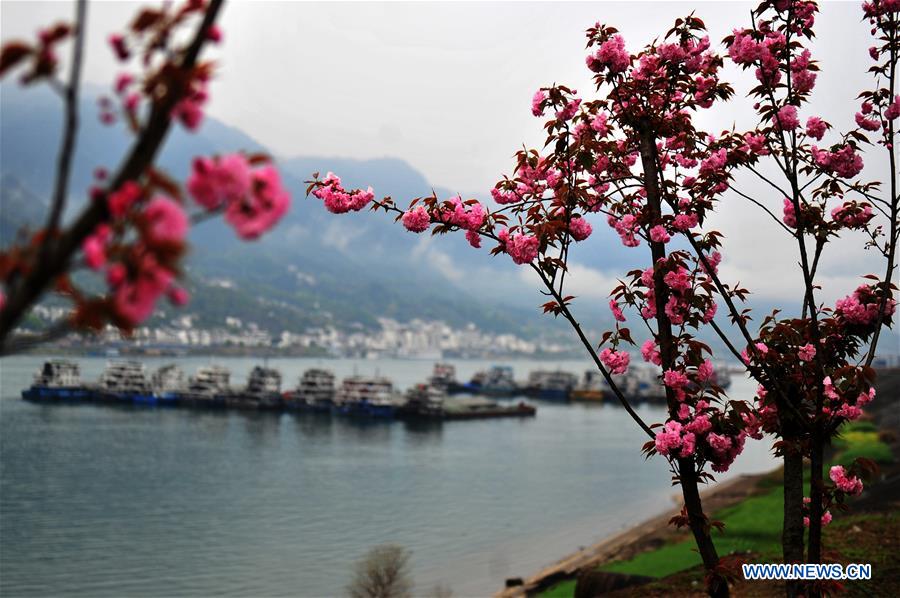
[538,416,897,598]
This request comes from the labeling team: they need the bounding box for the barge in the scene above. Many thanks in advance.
[21,360,91,401]
[335,375,404,419]
[285,368,336,413]
[400,384,536,420]
[570,370,606,402]
[457,365,519,397]
[523,370,577,401]
[95,360,156,404]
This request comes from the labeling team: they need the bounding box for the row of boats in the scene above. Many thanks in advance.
[20,360,733,418]
[429,363,730,403]
[20,360,536,421]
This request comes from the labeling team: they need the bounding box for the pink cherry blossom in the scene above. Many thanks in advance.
[313,172,374,214]
[811,144,864,178]
[225,166,291,240]
[697,360,713,382]
[805,116,827,140]
[686,414,712,435]
[82,235,107,270]
[855,111,881,131]
[798,343,816,362]
[172,81,208,131]
[663,267,691,292]
[776,105,800,130]
[587,34,630,74]
[569,216,592,241]
[640,339,661,365]
[112,254,174,326]
[143,196,188,245]
[168,286,190,306]
[504,231,539,265]
[599,347,630,375]
[654,420,684,456]
[663,369,690,390]
[187,154,252,211]
[108,34,129,61]
[531,89,546,117]
[672,213,698,231]
[401,206,431,233]
[831,201,874,228]
[885,95,900,121]
[609,299,626,322]
[829,465,863,495]
[107,181,142,218]
[782,198,797,228]
[649,225,670,243]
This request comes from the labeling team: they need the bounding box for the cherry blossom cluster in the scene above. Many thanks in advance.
[79,150,290,328]
[0,1,293,337]
[312,172,375,214]
[829,465,864,496]
[188,154,291,239]
[802,496,832,528]
[101,0,220,131]
[835,283,897,328]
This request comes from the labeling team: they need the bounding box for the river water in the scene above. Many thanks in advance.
[0,355,776,597]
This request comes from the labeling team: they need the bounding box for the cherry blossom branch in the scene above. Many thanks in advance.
[864,21,899,367]
[0,0,225,350]
[42,0,87,252]
[529,263,655,439]
[728,184,796,235]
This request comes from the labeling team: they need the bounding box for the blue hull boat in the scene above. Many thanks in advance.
[338,401,396,419]
[21,386,91,401]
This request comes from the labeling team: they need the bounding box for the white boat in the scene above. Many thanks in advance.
[335,375,403,418]
[21,360,90,401]
[96,360,155,404]
[286,368,336,412]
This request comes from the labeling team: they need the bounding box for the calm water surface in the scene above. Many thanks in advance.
[0,356,776,597]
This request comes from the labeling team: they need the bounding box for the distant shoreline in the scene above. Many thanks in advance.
[9,346,590,361]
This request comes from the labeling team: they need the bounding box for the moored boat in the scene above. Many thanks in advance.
[523,370,577,401]
[95,360,156,404]
[335,375,403,418]
[427,363,466,393]
[21,360,90,401]
[152,364,185,406]
[229,366,283,410]
[462,365,519,397]
[399,385,536,420]
[570,370,606,402]
[177,365,232,408]
[285,368,336,413]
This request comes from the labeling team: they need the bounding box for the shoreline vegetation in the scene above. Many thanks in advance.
[498,369,900,597]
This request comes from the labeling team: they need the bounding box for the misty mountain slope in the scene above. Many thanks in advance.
[0,84,580,336]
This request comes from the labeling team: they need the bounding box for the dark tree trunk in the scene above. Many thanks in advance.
[782,441,805,598]
[639,128,728,598]
[805,430,825,597]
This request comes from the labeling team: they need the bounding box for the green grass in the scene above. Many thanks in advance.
[539,579,577,598]
[832,422,894,466]
[600,486,783,578]
[539,419,894,597]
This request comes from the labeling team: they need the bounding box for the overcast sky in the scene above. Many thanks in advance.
[2,1,898,330]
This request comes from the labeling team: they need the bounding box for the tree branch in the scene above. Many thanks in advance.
[42,0,87,261]
[0,0,225,350]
